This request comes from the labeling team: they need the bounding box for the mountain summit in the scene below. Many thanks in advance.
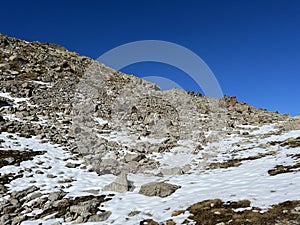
[0,33,299,225]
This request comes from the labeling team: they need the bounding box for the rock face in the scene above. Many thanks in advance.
[139,182,181,197]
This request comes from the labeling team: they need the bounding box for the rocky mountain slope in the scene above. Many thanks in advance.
[0,33,299,225]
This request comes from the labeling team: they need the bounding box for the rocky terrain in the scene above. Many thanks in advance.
[0,33,299,224]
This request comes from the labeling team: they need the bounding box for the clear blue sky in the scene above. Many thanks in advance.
[1,0,299,116]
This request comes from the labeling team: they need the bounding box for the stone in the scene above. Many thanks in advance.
[0,184,6,194]
[10,70,19,75]
[4,157,15,164]
[65,162,80,168]
[65,217,73,223]
[74,216,84,223]
[92,158,120,175]
[2,205,15,214]
[47,174,57,178]
[12,216,25,225]
[11,185,39,199]
[102,173,134,193]
[48,191,67,202]
[0,214,10,225]
[139,182,181,197]
[87,211,111,222]
[52,198,70,208]
[9,198,20,208]
[70,205,91,218]
[159,167,184,176]
[124,153,145,162]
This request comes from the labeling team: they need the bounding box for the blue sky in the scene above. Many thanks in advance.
[1,0,299,116]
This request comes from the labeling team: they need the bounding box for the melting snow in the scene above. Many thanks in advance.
[0,123,299,224]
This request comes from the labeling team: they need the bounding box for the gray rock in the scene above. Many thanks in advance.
[12,215,25,225]
[70,205,91,218]
[11,186,39,199]
[65,216,73,222]
[0,184,6,194]
[48,191,67,202]
[160,165,191,176]
[92,158,120,175]
[9,198,20,208]
[102,173,134,193]
[0,214,10,225]
[74,216,84,224]
[139,182,181,197]
[2,205,15,214]
[4,157,15,164]
[52,198,69,208]
[124,153,145,162]
[88,211,111,222]
[65,162,80,168]
[160,167,184,176]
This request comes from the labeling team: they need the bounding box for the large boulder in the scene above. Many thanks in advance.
[139,182,180,197]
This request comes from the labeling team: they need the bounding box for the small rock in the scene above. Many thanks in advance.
[0,214,10,225]
[160,167,183,176]
[70,205,91,218]
[11,215,25,225]
[87,211,111,222]
[124,153,145,162]
[48,191,67,202]
[294,206,300,212]
[74,216,84,223]
[35,170,44,174]
[65,217,73,223]
[26,192,43,202]
[52,198,69,208]
[65,162,80,168]
[47,174,57,178]
[4,157,15,164]
[64,177,73,183]
[128,211,141,217]
[9,198,20,208]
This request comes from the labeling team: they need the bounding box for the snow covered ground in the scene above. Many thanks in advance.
[0,92,29,107]
[0,92,299,224]
[1,121,299,224]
